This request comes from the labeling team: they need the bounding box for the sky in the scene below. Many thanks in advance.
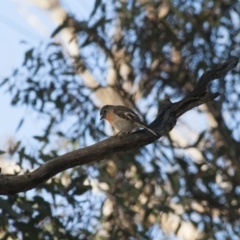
[1,0,236,162]
[0,1,50,150]
[0,0,95,175]
[0,0,94,151]
[1,2,239,239]
[0,0,215,172]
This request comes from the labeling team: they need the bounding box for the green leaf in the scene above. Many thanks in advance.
[33,136,49,143]
[22,48,34,66]
[0,78,9,87]
[0,150,5,155]
[51,18,69,38]
[16,118,24,132]
[90,0,102,18]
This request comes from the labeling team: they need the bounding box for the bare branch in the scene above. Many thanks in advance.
[0,57,238,195]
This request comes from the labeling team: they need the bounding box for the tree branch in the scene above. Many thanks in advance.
[0,57,238,195]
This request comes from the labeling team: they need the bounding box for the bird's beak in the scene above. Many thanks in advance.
[100,115,103,120]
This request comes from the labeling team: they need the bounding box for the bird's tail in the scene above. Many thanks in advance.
[141,124,158,137]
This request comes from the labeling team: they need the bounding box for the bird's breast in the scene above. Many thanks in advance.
[106,111,113,123]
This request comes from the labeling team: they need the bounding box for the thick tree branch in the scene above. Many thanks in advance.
[0,57,238,195]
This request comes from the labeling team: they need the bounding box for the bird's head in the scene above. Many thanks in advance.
[100,105,110,120]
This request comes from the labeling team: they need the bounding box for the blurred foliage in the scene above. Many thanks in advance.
[0,0,240,239]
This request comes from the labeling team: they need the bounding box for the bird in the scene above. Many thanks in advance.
[100,105,158,137]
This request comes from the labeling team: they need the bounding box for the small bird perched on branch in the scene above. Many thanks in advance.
[100,105,158,137]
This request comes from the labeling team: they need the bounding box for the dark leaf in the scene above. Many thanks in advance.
[16,118,24,132]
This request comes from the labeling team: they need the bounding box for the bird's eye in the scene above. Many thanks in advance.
[100,109,106,117]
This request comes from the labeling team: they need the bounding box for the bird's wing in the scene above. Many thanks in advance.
[115,109,142,123]
[114,106,158,136]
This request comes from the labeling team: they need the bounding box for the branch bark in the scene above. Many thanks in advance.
[0,57,238,195]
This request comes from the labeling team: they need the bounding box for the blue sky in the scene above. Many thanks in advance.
[0,1,45,148]
[0,0,216,169]
[1,0,238,158]
[1,2,239,239]
[0,0,94,149]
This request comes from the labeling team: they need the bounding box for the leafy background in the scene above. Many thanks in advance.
[0,0,240,239]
